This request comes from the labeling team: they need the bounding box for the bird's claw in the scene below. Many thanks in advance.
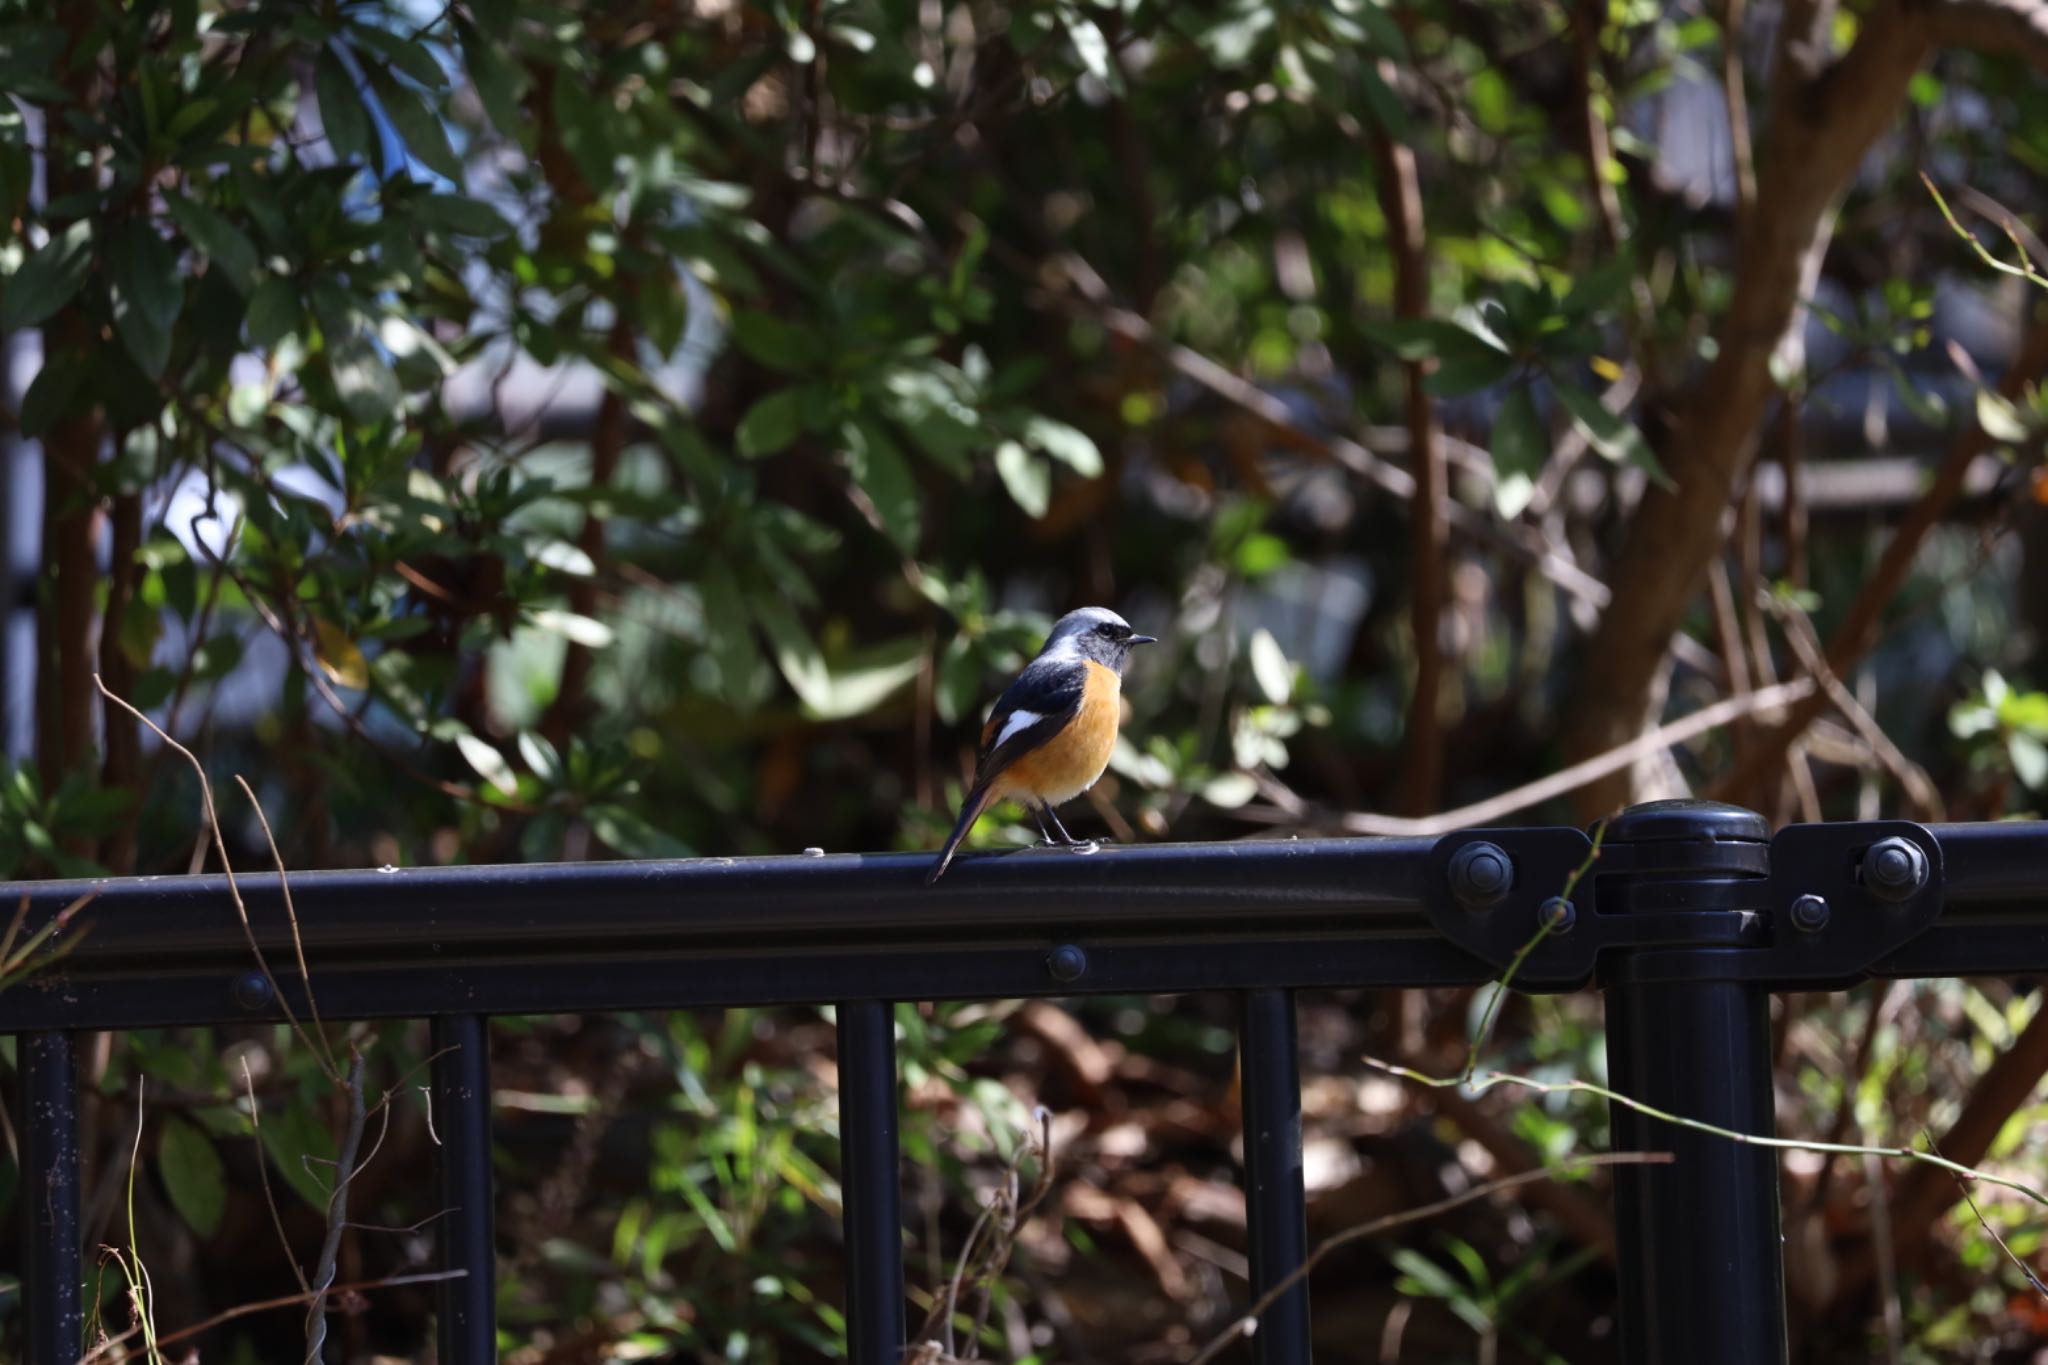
[1068,838,1102,856]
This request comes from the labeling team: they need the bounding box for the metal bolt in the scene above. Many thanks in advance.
[1862,837,1928,902]
[1539,897,1577,935]
[1046,945,1088,983]
[231,970,274,1011]
[1788,894,1830,933]
[1448,842,1514,909]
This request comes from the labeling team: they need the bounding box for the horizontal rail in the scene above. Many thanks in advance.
[0,824,2041,1030]
[0,840,1478,1029]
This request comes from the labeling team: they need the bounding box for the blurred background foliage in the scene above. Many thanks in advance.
[0,0,2046,1358]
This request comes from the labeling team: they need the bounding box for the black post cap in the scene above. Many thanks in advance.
[1602,799,1770,845]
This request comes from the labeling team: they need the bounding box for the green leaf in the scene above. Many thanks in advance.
[731,311,816,374]
[1362,318,1502,364]
[349,23,448,90]
[2011,734,2048,789]
[257,1099,339,1212]
[1555,384,1667,485]
[587,804,695,858]
[751,597,923,720]
[193,633,243,681]
[166,195,258,294]
[245,274,298,351]
[993,440,1049,518]
[112,221,182,329]
[412,193,510,238]
[1201,772,1258,808]
[1561,253,1637,320]
[0,218,92,332]
[1976,389,2030,444]
[1358,65,1406,139]
[158,1116,226,1237]
[700,563,766,710]
[1363,317,1512,396]
[1023,415,1103,476]
[752,595,830,709]
[737,389,804,458]
[374,76,464,183]
[934,638,980,725]
[315,49,373,165]
[1068,16,1123,90]
[1248,628,1292,703]
[328,331,400,426]
[844,420,920,553]
[19,346,86,435]
[550,72,613,189]
[1424,346,1515,397]
[108,223,181,380]
[1489,386,1546,480]
[456,733,519,796]
[457,18,526,140]
[517,730,562,782]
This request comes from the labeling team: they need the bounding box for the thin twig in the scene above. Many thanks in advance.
[94,676,338,1084]
[1272,679,1812,837]
[76,1270,466,1365]
[1363,1058,2048,1211]
[1456,820,1608,1082]
[912,1110,1057,1361]
[303,1050,370,1365]
[1764,595,1944,819]
[1922,171,2048,290]
[1365,69,1446,817]
[1949,1153,2048,1300]
[235,774,335,1069]
[1180,1153,1674,1365]
[243,1056,311,1294]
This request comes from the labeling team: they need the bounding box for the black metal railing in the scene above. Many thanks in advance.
[2,798,2044,1364]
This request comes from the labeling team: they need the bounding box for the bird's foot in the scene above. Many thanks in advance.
[1067,838,1102,856]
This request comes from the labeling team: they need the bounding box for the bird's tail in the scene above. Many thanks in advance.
[927,783,997,885]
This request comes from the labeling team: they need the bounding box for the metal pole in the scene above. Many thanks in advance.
[836,999,904,1364]
[432,1015,496,1363]
[20,1031,81,1365]
[1600,801,1787,1365]
[1239,988,1311,1363]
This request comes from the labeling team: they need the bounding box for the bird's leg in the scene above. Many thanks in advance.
[1029,807,1062,848]
[1043,805,1092,848]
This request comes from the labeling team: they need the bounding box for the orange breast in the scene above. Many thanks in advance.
[993,662,1122,806]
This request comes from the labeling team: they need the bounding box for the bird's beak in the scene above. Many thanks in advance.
[1129,634,1158,646]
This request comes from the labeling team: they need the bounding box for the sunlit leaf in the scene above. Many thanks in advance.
[312,619,369,690]
[994,440,1049,518]
[1555,384,1667,485]
[456,733,520,796]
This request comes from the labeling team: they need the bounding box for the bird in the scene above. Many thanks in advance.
[927,606,1156,884]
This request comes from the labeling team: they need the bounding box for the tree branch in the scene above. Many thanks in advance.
[1368,74,1447,817]
[1709,313,2048,802]
[1929,0,2048,73]
[1562,0,1935,816]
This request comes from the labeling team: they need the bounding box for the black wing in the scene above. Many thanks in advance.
[972,657,1085,788]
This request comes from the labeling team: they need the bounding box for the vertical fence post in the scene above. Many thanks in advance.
[19,1031,81,1365]
[837,999,904,1364]
[1239,988,1311,1364]
[1600,801,1787,1365]
[432,1015,496,1364]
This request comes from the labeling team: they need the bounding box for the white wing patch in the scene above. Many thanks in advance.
[994,709,1043,747]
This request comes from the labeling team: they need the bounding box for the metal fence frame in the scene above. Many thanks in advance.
[2,798,2044,1364]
